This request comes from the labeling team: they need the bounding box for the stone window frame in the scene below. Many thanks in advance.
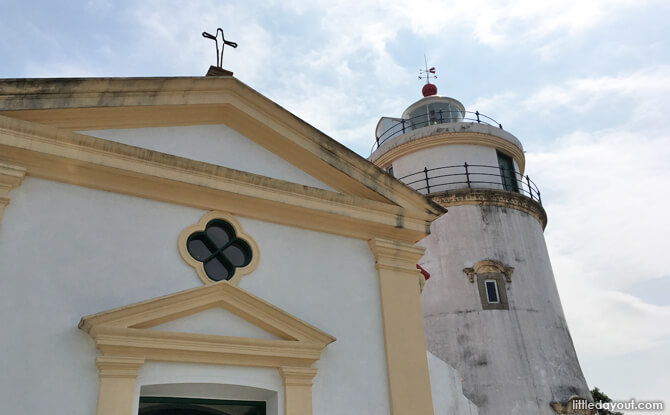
[179,211,260,285]
[476,273,509,310]
[463,259,513,311]
[79,281,336,415]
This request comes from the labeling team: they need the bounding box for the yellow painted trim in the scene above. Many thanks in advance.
[373,131,526,174]
[0,76,443,216]
[95,356,145,415]
[0,115,437,243]
[80,282,334,415]
[279,366,318,415]
[79,281,335,346]
[368,238,435,415]
[0,162,26,223]
[178,211,260,285]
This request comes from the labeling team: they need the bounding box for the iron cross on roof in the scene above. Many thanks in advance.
[202,28,238,68]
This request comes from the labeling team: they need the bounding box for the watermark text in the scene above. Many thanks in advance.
[574,398,664,412]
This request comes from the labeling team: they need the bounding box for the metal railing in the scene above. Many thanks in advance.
[372,110,503,153]
[397,163,541,204]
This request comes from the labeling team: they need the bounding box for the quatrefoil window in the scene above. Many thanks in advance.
[179,212,259,285]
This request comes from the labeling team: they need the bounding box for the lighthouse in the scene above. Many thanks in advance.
[369,73,592,414]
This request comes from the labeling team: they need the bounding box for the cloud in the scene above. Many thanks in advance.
[469,65,670,360]
[118,0,657,149]
[533,128,670,356]
[521,65,670,122]
[505,67,670,357]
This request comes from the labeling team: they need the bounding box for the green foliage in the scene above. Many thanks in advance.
[591,387,624,415]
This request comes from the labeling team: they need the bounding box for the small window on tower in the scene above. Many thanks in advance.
[485,280,499,303]
[388,166,394,177]
[474,272,509,310]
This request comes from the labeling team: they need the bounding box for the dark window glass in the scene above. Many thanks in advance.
[206,220,235,245]
[485,280,499,303]
[187,219,253,282]
[187,236,213,261]
[223,241,251,267]
[496,151,519,193]
[204,256,231,281]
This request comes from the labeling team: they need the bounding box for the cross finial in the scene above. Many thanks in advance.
[202,28,238,68]
[418,55,437,83]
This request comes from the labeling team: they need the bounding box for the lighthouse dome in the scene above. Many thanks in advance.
[401,95,466,126]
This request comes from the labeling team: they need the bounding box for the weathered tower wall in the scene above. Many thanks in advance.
[418,201,591,414]
[370,92,592,415]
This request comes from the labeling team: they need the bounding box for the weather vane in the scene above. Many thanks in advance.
[202,28,238,68]
[418,54,437,84]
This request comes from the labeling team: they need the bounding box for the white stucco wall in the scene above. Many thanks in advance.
[81,124,335,191]
[0,177,388,415]
[427,352,479,415]
[369,122,523,165]
[391,144,520,194]
[392,144,499,177]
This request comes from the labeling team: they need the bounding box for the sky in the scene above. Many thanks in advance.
[2,0,669,412]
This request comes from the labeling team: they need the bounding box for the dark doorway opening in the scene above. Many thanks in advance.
[496,151,519,193]
[139,397,266,415]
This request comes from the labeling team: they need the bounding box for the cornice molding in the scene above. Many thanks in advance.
[79,281,335,347]
[0,162,26,222]
[0,76,443,217]
[279,366,318,386]
[372,131,526,174]
[90,327,326,368]
[430,188,547,229]
[95,355,145,378]
[368,238,426,275]
[0,115,436,243]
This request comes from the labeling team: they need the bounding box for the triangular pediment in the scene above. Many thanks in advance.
[148,307,281,340]
[80,281,334,344]
[0,76,442,218]
[79,282,335,368]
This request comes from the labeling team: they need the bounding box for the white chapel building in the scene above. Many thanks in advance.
[0,70,591,415]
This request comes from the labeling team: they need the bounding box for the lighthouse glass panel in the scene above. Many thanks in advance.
[408,102,463,130]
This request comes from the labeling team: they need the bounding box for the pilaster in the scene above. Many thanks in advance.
[368,238,435,415]
[278,366,318,415]
[95,355,145,415]
[0,162,27,223]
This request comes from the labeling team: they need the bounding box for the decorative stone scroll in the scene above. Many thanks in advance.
[463,259,514,283]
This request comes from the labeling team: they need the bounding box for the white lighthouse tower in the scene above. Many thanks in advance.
[369,74,592,415]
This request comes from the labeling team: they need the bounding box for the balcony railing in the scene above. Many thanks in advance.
[397,163,541,204]
[372,110,503,154]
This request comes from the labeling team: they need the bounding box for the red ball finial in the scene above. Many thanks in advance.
[422,83,437,97]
